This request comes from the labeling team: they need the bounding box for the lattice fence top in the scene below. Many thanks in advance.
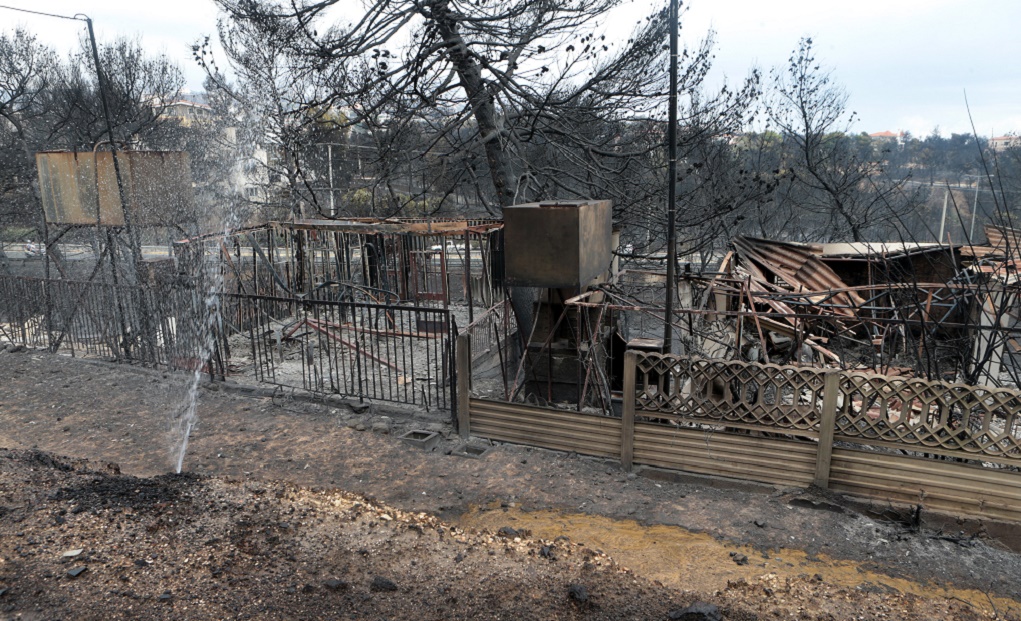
[631,352,1021,463]
[836,371,1021,463]
[633,353,825,433]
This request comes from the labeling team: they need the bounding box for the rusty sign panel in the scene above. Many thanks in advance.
[36,151,195,226]
[503,199,612,289]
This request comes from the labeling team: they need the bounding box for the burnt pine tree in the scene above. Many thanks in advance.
[205,0,762,230]
[766,37,913,243]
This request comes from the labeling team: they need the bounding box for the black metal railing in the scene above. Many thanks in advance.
[229,293,455,412]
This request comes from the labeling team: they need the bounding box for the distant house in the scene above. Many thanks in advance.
[868,130,904,146]
[989,135,1020,152]
[160,100,214,127]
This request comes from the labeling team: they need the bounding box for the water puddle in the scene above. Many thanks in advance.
[460,505,1017,615]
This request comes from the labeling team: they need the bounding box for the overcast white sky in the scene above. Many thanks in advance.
[3,0,1019,137]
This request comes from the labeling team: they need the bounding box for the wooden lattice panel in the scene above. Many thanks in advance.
[634,354,824,434]
[835,372,1021,464]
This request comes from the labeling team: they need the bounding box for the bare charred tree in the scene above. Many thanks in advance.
[766,38,914,243]
[204,0,762,227]
[195,14,337,221]
[0,29,57,265]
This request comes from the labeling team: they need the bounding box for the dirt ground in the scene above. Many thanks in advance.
[2,348,1021,620]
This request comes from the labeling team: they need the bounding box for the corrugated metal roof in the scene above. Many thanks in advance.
[984,224,1021,255]
[732,236,865,315]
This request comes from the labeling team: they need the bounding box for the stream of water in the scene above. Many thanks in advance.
[170,208,240,474]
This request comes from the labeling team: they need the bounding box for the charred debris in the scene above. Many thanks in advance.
[576,224,1021,393]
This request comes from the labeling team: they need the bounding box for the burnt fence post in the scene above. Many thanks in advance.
[621,350,638,471]
[456,331,471,440]
[814,370,841,488]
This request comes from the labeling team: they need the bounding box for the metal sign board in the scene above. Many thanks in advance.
[36,150,195,227]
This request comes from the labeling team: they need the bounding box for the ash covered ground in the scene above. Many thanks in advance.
[1,349,1019,620]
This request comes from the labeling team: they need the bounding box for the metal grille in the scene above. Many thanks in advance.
[231,293,454,412]
[0,275,225,374]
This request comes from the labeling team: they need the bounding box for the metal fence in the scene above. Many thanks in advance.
[0,275,224,373]
[231,293,455,413]
[0,275,458,414]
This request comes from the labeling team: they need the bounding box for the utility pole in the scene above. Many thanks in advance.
[938,189,949,243]
[968,180,980,244]
[83,17,142,269]
[327,144,336,217]
[662,0,679,355]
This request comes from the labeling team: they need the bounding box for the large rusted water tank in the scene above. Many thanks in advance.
[503,200,612,289]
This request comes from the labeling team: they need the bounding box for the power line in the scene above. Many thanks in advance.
[0,4,85,22]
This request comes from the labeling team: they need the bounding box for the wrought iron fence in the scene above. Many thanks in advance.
[457,299,515,401]
[0,275,224,373]
[229,293,455,413]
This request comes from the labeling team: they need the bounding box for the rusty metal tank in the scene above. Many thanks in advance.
[503,199,612,289]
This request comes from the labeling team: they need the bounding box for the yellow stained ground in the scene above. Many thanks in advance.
[461,505,1018,616]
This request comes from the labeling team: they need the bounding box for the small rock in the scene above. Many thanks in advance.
[158,591,172,602]
[497,526,519,538]
[732,553,748,566]
[67,566,87,578]
[0,588,7,597]
[567,583,589,603]
[371,422,389,434]
[668,601,722,621]
[323,579,349,591]
[347,401,370,414]
[370,576,398,592]
[626,473,638,480]
[539,545,555,560]
[355,423,366,432]
[302,584,315,594]
[62,548,84,557]
[454,553,465,563]
[754,519,767,528]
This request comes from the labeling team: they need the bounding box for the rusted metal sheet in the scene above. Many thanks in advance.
[36,150,194,226]
[829,448,1021,523]
[283,218,503,235]
[503,200,612,288]
[469,398,621,458]
[984,224,1021,256]
[732,236,865,315]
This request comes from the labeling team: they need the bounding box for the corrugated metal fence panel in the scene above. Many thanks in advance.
[469,399,621,458]
[829,448,1021,523]
[633,422,817,487]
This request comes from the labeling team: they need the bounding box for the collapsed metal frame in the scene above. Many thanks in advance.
[461,264,1021,416]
